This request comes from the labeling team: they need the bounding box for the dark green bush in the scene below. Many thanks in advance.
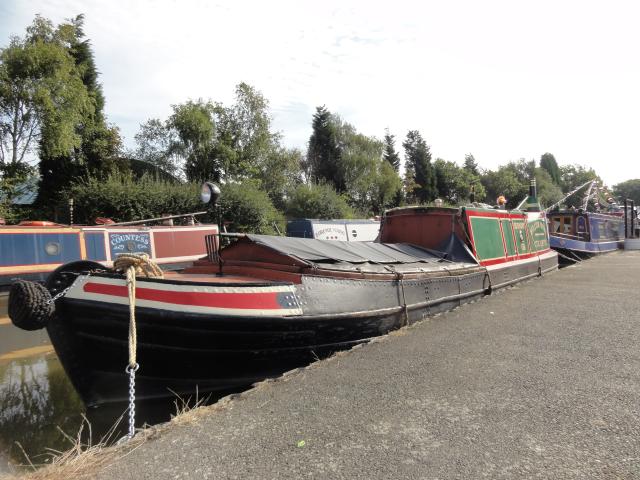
[285,183,355,219]
[67,173,204,224]
[219,180,284,234]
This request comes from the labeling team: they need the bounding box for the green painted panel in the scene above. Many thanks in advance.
[512,220,530,254]
[501,220,517,256]
[528,219,549,251]
[470,217,505,260]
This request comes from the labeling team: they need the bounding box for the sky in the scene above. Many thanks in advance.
[1,0,639,187]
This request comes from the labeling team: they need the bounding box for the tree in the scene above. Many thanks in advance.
[403,130,436,203]
[35,15,122,211]
[219,180,283,235]
[540,152,561,185]
[0,15,92,190]
[169,99,218,182]
[134,83,279,183]
[133,118,183,177]
[371,159,403,213]
[382,129,400,172]
[434,158,485,204]
[256,146,304,211]
[463,153,479,176]
[613,179,640,205]
[285,182,354,219]
[307,106,342,191]
[559,164,601,208]
[224,82,278,179]
[480,159,561,209]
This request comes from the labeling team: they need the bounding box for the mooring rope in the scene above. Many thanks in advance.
[113,253,163,440]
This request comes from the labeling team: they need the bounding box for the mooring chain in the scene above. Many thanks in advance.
[113,253,163,441]
[125,362,139,439]
[46,271,91,305]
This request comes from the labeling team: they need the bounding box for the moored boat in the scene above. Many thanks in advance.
[0,215,218,289]
[545,180,625,261]
[10,180,557,407]
[548,210,624,259]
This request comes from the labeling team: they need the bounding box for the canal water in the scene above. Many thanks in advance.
[0,295,208,475]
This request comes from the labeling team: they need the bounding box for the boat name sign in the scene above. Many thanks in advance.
[109,233,152,255]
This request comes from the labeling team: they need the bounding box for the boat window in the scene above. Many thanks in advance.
[562,217,572,234]
[552,217,562,233]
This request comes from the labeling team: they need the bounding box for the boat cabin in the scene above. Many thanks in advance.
[548,210,624,243]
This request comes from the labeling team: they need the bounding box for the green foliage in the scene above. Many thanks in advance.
[559,164,601,208]
[134,83,278,183]
[67,173,202,224]
[540,152,561,185]
[463,153,479,176]
[434,158,485,204]
[403,130,436,203]
[30,14,122,212]
[256,146,304,211]
[534,167,563,208]
[307,106,342,191]
[480,160,531,208]
[170,99,218,182]
[285,183,355,219]
[383,129,400,172]
[0,15,92,168]
[613,179,640,205]
[134,118,182,177]
[480,159,561,209]
[219,180,283,234]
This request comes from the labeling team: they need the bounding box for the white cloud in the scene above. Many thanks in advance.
[1,0,639,186]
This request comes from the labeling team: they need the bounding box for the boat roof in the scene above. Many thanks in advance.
[243,234,454,265]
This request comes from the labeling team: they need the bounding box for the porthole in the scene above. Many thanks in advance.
[45,242,61,256]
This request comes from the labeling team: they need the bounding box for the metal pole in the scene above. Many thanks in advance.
[624,199,629,238]
[105,211,208,226]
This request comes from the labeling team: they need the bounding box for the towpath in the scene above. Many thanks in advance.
[95,252,640,479]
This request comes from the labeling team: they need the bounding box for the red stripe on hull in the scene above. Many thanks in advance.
[83,282,283,310]
[479,249,551,266]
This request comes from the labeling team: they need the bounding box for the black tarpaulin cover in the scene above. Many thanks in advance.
[244,234,455,265]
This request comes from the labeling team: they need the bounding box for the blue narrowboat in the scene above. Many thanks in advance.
[548,210,624,259]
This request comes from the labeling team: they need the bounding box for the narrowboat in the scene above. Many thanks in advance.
[9,181,557,407]
[548,210,624,260]
[545,180,625,260]
[0,216,218,289]
[286,218,380,241]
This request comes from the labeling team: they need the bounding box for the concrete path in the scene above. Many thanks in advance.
[96,252,640,479]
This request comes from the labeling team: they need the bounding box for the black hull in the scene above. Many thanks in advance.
[47,252,557,407]
[48,270,495,406]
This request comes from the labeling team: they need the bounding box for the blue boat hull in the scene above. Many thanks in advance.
[549,235,622,257]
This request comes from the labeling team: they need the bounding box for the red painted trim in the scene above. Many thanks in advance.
[479,249,552,266]
[83,282,285,310]
[464,209,525,220]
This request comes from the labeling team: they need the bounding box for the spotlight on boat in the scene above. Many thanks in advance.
[201,182,221,206]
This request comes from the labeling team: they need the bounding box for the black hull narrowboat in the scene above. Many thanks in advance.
[13,182,558,407]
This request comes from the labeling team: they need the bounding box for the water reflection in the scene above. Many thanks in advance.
[0,348,241,474]
[0,354,85,472]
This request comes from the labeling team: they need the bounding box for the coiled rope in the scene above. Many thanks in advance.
[113,253,163,439]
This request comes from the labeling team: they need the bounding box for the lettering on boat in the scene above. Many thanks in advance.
[109,233,151,255]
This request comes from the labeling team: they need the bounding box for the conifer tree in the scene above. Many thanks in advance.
[463,153,479,176]
[307,106,344,192]
[383,128,400,172]
[540,152,561,185]
[403,130,436,203]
